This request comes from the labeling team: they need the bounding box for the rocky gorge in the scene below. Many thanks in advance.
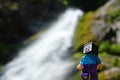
[0,0,120,80]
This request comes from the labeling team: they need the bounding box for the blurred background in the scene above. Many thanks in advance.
[0,0,120,80]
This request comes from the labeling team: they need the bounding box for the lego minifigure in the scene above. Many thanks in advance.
[76,42,102,80]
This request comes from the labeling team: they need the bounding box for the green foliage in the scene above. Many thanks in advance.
[99,41,120,55]
[99,41,120,68]
[99,41,110,53]
[110,44,120,55]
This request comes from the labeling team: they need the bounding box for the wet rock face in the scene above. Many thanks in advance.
[91,20,108,41]
[89,0,120,43]
[112,22,120,43]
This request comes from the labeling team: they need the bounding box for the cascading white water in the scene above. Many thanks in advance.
[0,8,83,80]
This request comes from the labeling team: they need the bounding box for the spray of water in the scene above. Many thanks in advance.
[0,8,83,80]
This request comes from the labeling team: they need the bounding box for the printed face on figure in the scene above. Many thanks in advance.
[83,43,92,53]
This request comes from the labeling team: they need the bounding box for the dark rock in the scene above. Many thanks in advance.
[68,0,108,12]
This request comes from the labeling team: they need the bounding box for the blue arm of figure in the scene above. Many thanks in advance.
[80,56,84,65]
[95,55,101,64]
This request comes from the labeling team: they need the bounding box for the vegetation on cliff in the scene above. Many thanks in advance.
[72,0,120,80]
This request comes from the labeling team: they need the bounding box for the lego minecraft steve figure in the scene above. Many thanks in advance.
[76,42,102,80]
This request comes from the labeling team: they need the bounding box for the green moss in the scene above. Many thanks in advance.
[74,12,95,51]
[61,0,68,6]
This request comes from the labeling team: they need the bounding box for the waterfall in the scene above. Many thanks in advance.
[0,8,83,80]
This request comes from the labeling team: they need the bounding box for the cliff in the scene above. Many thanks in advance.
[72,0,120,79]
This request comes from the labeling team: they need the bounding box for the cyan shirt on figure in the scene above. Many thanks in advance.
[80,53,101,65]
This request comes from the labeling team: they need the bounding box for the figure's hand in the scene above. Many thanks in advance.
[76,64,82,70]
[97,64,102,70]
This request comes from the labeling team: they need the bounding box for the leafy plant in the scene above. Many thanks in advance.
[99,41,110,53]
[99,41,120,55]
[110,44,120,55]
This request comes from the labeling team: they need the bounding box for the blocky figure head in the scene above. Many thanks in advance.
[83,42,98,55]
